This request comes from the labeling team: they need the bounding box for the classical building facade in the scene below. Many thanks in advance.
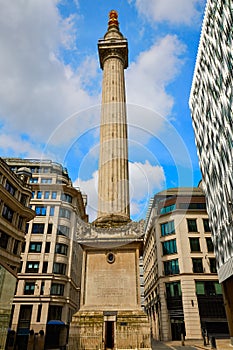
[4,159,87,350]
[0,158,35,349]
[189,0,233,341]
[69,11,151,350]
[144,186,228,341]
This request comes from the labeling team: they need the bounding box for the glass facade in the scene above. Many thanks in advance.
[189,0,233,282]
[161,221,175,236]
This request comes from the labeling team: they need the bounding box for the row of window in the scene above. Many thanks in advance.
[28,223,70,237]
[24,282,65,296]
[30,177,68,185]
[25,261,66,275]
[0,230,20,255]
[165,280,222,298]
[2,204,25,230]
[4,180,28,207]
[32,191,72,203]
[160,202,206,214]
[27,242,68,255]
[162,237,214,256]
[17,304,64,325]
[33,206,71,219]
[163,257,216,275]
[161,218,211,237]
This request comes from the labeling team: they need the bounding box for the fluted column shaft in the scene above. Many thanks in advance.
[97,25,130,223]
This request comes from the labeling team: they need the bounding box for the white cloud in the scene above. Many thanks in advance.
[126,35,185,142]
[129,161,165,200]
[0,1,99,147]
[74,160,165,222]
[74,170,99,222]
[134,0,205,25]
[0,132,43,159]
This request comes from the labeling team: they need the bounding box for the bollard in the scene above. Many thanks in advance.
[210,336,217,349]
[181,333,185,346]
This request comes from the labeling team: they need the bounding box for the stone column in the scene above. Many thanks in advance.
[95,10,130,226]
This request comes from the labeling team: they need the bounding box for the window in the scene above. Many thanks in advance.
[162,239,177,255]
[26,262,39,273]
[61,193,72,203]
[37,191,42,199]
[160,204,176,214]
[179,203,206,210]
[164,259,179,275]
[192,258,203,273]
[209,258,217,273]
[21,242,25,253]
[40,281,45,295]
[189,238,201,252]
[206,237,214,252]
[18,216,23,230]
[35,206,47,216]
[55,243,68,256]
[45,242,50,253]
[48,305,62,321]
[0,231,9,249]
[196,281,205,295]
[44,191,50,199]
[41,178,52,184]
[187,219,197,232]
[166,281,181,297]
[52,191,57,199]
[37,304,42,322]
[50,206,55,216]
[32,223,44,234]
[31,191,35,199]
[24,282,35,295]
[50,283,64,296]
[2,205,14,223]
[47,224,53,234]
[53,263,66,275]
[5,180,16,196]
[196,281,222,296]
[161,221,175,236]
[57,225,70,236]
[42,261,48,273]
[29,242,42,253]
[203,219,211,232]
[59,208,71,219]
[30,177,38,183]
[13,240,19,255]
[20,194,27,206]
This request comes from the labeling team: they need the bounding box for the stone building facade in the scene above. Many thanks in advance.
[144,186,228,341]
[4,158,87,350]
[0,158,35,349]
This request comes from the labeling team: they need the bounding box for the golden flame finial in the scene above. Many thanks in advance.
[108,10,119,28]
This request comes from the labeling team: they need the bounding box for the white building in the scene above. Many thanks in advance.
[189,0,233,341]
[4,159,87,350]
[144,186,228,341]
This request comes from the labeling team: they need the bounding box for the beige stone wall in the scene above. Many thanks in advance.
[82,249,138,309]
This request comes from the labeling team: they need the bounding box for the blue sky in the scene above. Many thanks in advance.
[0,0,206,221]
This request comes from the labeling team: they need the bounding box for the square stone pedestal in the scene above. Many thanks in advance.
[68,220,151,349]
[68,310,151,350]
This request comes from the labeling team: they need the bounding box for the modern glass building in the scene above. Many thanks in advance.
[189,0,233,342]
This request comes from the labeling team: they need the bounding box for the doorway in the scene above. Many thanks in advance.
[105,321,114,349]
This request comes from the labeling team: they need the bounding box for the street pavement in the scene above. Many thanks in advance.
[151,338,233,350]
[152,340,198,350]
